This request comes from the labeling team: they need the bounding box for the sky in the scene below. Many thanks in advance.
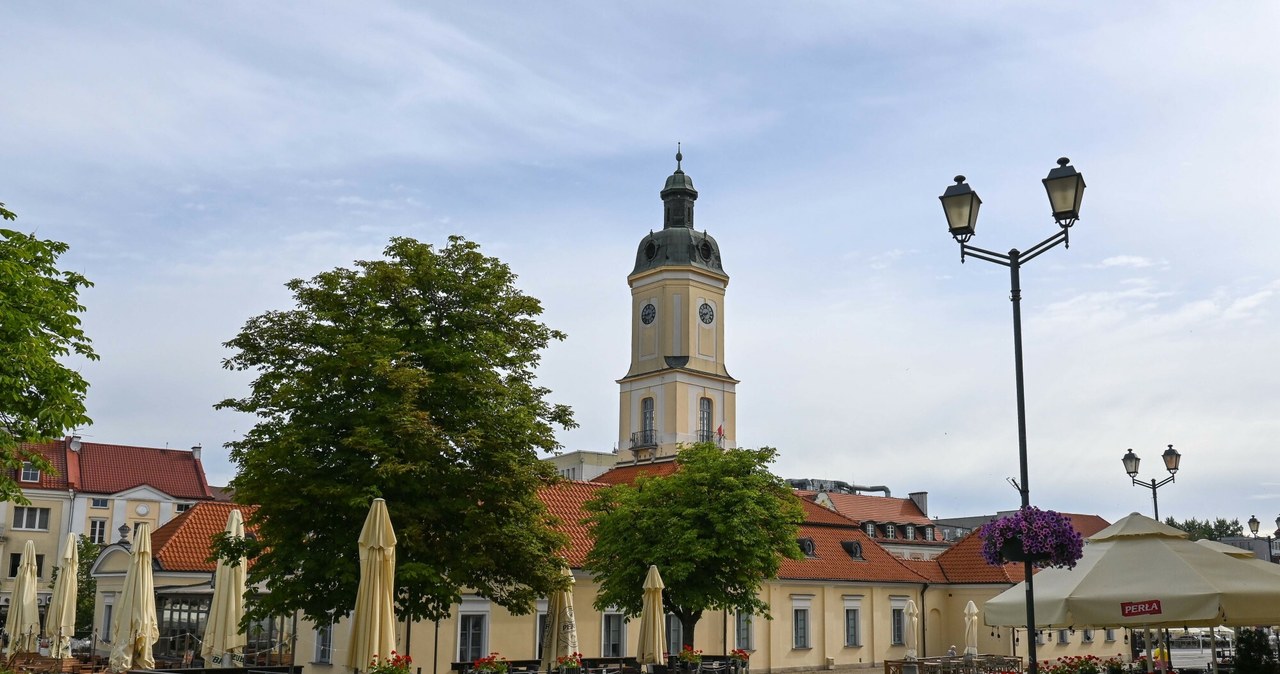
[3,2,1279,527]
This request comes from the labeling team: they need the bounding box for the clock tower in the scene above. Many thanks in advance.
[618,148,738,461]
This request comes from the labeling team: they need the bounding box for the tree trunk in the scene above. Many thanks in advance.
[679,611,704,649]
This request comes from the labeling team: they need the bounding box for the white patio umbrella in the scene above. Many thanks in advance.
[538,566,579,672]
[347,498,397,673]
[1195,538,1280,575]
[635,565,667,666]
[44,534,79,658]
[963,601,979,657]
[202,509,248,667]
[904,599,919,660]
[985,513,1280,628]
[109,522,159,672]
[5,540,39,655]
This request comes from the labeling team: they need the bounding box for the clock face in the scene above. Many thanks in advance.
[698,302,715,324]
[641,303,656,325]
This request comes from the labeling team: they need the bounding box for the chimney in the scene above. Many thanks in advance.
[191,444,202,460]
[908,491,929,518]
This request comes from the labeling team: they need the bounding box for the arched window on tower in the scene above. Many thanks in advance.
[698,397,713,443]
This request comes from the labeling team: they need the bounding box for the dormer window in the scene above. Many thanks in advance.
[20,462,40,483]
[797,537,817,557]
[840,541,864,560]
[905,524,916,540]
[885,523,897,539]
[925,526,935,541]
[864,522,876,537]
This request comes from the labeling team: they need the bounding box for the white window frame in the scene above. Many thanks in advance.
[698,397,713,442]
[457,596,489,663]
[1058,629,1070,644]
[886,523,897,539]
[534,598,548,661]
[843,595,862,647]
[90,498,109,509]
[12,506,50,531]
[314,621,333,664]
[641,398,655,433]
[791,595,813,649]
[666,613,684,651]
[891,596,908,646]
[1105,628,1117,642]
[735,611,753,651]
[89,518,107,545]
[865,522,876,537]
[905,524,916,540]
[602,611,626,657]
[20,462,40,482]
[1083,629,1094,643]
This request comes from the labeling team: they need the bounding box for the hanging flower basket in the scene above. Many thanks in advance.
[979,506,1084,569]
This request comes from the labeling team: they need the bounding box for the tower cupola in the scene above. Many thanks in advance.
[660,144,698,229]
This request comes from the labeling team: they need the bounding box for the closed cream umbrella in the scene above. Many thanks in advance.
[635,565,666,666]
[5,540,39,655]
[44,534,79,658]
[963,601,979,659]
[538,567,579,672]
[904,599,919,660]
[109,522,159,672]
[202,509,248,667]
[347,498,397,673]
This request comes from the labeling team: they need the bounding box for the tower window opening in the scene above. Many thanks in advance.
[698,397,713,443]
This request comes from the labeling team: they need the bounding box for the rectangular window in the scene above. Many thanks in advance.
[1083,629,1094,643]
[314,622,332,664]
[102,603,114,641]
[793,609,810,649]
[12,507,50,531]
[9,554,46,578]
[735,612,752,651]
[458,614,486,663]
[865,522,876,537]
[91,497,109,509]
[602,613,625,657]
[905,524,916,540]
[1058,629,1069,644]
[891,596,909,646]
[1105,629,1116,642]
[843,595,863,647]
[89,519,107,545]
[20,462,40,482]
[666,614,683,652]
[176,503,192,513]
[536,612,548,660]
[698,397,713,443]
[886,523,897,539]
[1036,630,1047,645]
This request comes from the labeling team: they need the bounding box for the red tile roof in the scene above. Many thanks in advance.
[591,460,679,485]
[151,501,258,573]
[781,521,929,583]
[13,442,71,489]
[818,491,934,527]
[901,558,948,583]
[538,481,608,567]
[79,440,211,499]
[933,528,1026,584]
[1064,513,1111,538]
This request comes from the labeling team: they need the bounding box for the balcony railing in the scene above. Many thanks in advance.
[630,429,657,448]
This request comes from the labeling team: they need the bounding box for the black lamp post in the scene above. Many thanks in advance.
[939,157,1086,674]
[1246,514,1280,563]
[1122,445,1182,521]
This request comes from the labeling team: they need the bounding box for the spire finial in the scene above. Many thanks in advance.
[675,142,683,171]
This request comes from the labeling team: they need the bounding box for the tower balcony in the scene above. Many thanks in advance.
[630,429,658,449]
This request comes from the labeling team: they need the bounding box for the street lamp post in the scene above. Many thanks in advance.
[939,157,1086,674]
[1246,514,1280,563]
[1121,445,1182,521]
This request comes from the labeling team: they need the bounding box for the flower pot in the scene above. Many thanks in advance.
[1000,538,1049,563]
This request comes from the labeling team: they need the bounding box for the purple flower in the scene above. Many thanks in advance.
[979,506,1084,569]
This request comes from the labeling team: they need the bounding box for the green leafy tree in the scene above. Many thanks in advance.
[0,202,97,503]
[583,443,805,646]
[1163,516,1243,541]
[75,535,100,634]
[215,236,575,625]
[1235,627,1278,674]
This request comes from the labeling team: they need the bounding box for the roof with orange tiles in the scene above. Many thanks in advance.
[901,558,948,583]
[13,442,71,490]
[538,480,609,567]
[781,520,929,584]
[151,501,259,573]
[1064,513,1111,538]
[591,459,680,485]
[818,491,934,527]
[933,528,1026,584]
[798,497,860,526]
